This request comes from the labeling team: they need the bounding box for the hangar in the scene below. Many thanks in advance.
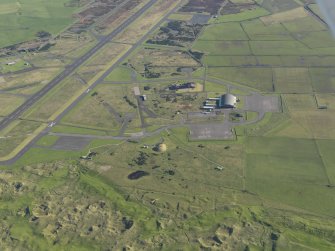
[218,94,237,108]
[201,93,237,110]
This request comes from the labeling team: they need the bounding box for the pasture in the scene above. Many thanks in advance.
[193,40,251,55]
[283,94,317,111]
[208,67,274,92]
[210,6,270,23]
[246,136,335,216]
[192,2,335,95]
[274,68,313,93]
[0,0,78,48]
[310,68,335,93]
[197,22,248,41]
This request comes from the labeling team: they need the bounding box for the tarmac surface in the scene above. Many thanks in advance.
[245,94,280,114]
[51,136,91,151]
[189,123,234,140]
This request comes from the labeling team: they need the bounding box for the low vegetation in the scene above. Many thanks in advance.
[1,0,335,249]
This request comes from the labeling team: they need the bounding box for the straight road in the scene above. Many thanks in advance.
[0,0,183,165]
[0,0,159,131]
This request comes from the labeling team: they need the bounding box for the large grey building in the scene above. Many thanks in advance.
[218,94,237,108]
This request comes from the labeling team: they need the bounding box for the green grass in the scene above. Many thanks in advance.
[246,111,258,121]
[0,94,25,116]
[296,30,335,49]
[26,75,86,121]
[250,40,313,56]
[88,138,124,149]
[104,66,133,82]
[62,84,138,131]
[246,137,335,216]
[51,124,109,136]
[0,58,30,73]
[283,94,317,111]
[284,230,335,251]
[316,139,335,185]
[250,39,335,56]
[0,160,159,250]
[168,13,193,21]
[198,22,248,41]
[1,1,335,249]
[15,147,81,165]
[242,19,291,41]
[0,0,79,48]
[210,7,270,23]
[9,220,58,251]
[261,0,299,13]
[193,40,251,56]
[35,135,59,147]
[0,119,42,158]
[310,68,335,93]
[274,68,313,93]
[205,81,227,93]
[1,67,63,96]
[282,16,326,33]
[203,55,258,67]
[193,8,335,95]
[79,172,157,237]
[208,67,274,92]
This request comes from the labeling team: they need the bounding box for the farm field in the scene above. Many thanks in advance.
[0,0,79,48]
[192,3,335,94]
[246,136,334,216]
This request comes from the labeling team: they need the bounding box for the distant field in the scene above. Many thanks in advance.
[210,6,270,23]
[260,0,299,13]
[192,3,335,95]
[208,67,274,92]
[274,68,313,93]
[246,137,335,216]
[197,22,249,41]
[0,0,78,48]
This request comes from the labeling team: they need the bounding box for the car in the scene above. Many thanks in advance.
[48,122,56,128]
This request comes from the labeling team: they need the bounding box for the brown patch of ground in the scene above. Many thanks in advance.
[221,0,258,15]
[180,0,225,15]
[147,20,204,47]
